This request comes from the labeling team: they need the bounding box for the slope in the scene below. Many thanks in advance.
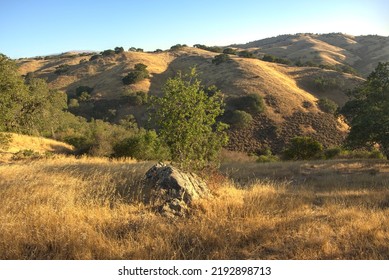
[16,46,363,154]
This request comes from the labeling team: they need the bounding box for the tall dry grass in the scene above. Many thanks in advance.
[1,156,389,259]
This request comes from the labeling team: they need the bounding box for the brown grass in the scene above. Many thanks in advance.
[1,156,389,259]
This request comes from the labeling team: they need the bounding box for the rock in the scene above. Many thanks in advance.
[143,163,211,217]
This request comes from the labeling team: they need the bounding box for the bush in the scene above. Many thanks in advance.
[76,86,93,96]
[283,136,323,160]
[11,149,42,160]
[317,98,338,114]
[68,98,79,108]
[324,147,342,159]
[229,110,253,128]
[212,54,230,65]
[101,49,115,56]
[238,51,255,58]
[257,154,279,163]
[89,54,101,61]
[121,91,148,105]
[54,64,70,75]
[223,48,237,55]
[112,130,170,161]
[230,93,265,114]
[114,47,124,54]
[122,64,149,85]
[170,44,187,51]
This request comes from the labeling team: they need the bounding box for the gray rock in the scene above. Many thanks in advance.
[143,163,211,217]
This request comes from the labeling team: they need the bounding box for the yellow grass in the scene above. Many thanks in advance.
[1,156,389,259]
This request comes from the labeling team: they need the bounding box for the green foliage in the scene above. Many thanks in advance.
[112,130,170,160]
[229,110,253,129]
[313,76,343,91]
[283,136,323,160]
[89,54,101,61]
[229,93,265,114]
[75,85,93,96]
[114,47,124,54]
[223,48,237,55]
[150,67,228,170]
[121,91,148,105]
[340,62,389,158]
[122,64,149,85]
[212,53,230,65]
[324,147,342,159]
[193,44,222,53]
[257,154,279,163]
[101,49,115,56]
[170,44,187,51]
[238,51,255,58]
[262,54,292,65]
[317,98,338,114]
[54,64,70,75]
[11,149,41,160]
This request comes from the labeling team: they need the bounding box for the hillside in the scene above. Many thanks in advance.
[233,33,389,77]
[0,133,74,162]
[16,42,365,154]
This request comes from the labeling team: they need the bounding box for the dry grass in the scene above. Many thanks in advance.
[1,156,389,260]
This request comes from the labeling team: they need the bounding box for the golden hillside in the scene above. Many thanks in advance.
[0,133,74,162]
[17,45,364,153]
[234,33,389,77]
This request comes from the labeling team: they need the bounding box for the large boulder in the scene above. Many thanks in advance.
[143,163,211,217]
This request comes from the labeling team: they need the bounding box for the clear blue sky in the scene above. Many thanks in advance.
[1,0,388,58]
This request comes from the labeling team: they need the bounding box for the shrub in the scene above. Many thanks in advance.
[229,110,253,128]
[101,49,115,56]
[257,154,279,163]
[122,64,149,85]
[223,48,237,55]
[230,93,265,114]
[283,136,323,160]
[212,54,230,65]
[76,86,93,96]
[170,44,187,51]
[54,64,70,75]
[112,130,170,161]
[114,47,124,54]
[238,51,255,58]
[324,147,342,159]
[89,54,100,61]
[121,91,148,105]
[318,98,338,114]
[11,149,42,160]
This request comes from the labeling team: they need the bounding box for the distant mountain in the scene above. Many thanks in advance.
[16,35,373,154]
[232,33,389,77]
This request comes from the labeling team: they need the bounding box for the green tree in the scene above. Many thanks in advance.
[283,136,323,160]
[0,54,29,131]
[150,67,228,169]
[212,54,230,65]
[340,62,389,158]
[122,63,149,85]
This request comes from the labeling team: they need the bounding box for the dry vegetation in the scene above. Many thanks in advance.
[1,155,389,260]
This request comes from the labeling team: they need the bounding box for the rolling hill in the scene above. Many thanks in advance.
[17,33,382,154]
[233,33,389,77]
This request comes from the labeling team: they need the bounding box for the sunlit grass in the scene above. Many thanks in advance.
[1,156,389,259]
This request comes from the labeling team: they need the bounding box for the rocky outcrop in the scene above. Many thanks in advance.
[143,163,211,218]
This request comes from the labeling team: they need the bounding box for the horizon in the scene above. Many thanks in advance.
[1,0,388,59]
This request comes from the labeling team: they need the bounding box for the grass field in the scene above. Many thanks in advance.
[1,156,389,259]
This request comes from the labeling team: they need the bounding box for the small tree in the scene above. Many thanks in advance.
[212,53,230,65]
[317,98,338,114]
[122,63,149,85]
[283,136,323,160]
[229,110,253,128]
[150,67,228,170]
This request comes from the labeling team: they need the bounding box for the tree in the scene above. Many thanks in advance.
[212,54,230,65]
[283,136,323,160]
[150,67,228,169]
[122,63,149,85]
[340,62,389,158]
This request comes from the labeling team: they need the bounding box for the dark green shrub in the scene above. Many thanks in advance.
[54,64,70,75]
[112,130,170,160]
[114,47,124,54]
[170,44,187,51]
[76,86,93,96]
[238,51,255,58]
[318,98,338,114]
[324,147,342,159]
[230,93,265,114]
[223,48,237,55]
[101,49,115,56]
[229,110,253,128]
[121,91,148,105]
[212,54,230,65]
[89,54,100,61]
[68,98,79,108]
[283,136,323,160]
[122,64,149,85]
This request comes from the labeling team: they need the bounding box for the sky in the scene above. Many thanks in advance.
[1,0,388,58]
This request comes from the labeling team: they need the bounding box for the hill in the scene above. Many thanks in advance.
[16,41,366,154]
[0,133,74,162]
[233,33,389,77]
